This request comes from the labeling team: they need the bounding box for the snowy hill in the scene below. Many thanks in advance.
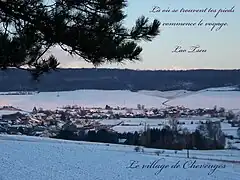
[0,90,167,111]
[139,87,240,111]
[0,87,240,111]
[166,90,240,110]
[0,135,240,180]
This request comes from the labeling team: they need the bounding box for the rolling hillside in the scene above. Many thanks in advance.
[0,135,240,180]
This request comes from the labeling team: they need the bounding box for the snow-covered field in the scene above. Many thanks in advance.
[0,90,167,111]
[0,87,240,180]
[140,87,240,111]
[139,87,240,110]
[166,90,240,110]
[0,87,239,111]
[0,135,240,180]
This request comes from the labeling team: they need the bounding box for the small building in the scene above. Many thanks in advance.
[2,112,25,122]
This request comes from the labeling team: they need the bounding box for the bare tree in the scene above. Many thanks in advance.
[168,116,179,131]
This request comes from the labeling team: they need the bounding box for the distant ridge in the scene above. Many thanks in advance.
[0,68,240,92]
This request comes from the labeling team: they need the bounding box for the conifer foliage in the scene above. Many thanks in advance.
[0,0,160,78]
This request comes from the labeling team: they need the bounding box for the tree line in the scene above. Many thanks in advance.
[53,121,226,150]
[0,68,240,92]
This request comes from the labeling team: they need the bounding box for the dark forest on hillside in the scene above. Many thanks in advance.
[0,68,240,92]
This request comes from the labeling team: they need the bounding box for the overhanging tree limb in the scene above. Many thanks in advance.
[0,0,160,78]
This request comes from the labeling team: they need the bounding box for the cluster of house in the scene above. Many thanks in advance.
[61,104,240,120]
[0,105,240,137]
[0,106,123,136]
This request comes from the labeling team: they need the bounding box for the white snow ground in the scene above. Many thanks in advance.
[0,90,167,111]
[166,90,240,110]
[0,87,239,111]
[0,135,240,180]
[139,87,240,111]
[0,87,240,179]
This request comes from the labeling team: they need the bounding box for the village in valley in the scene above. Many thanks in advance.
[1,102,240,150]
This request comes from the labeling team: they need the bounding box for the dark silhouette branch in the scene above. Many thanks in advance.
[0,0,160,78]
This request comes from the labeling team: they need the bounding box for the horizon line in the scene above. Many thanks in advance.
[56,67,240,71]
[4,67,240,71]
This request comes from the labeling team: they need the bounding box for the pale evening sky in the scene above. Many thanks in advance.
[47,0,240,70]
